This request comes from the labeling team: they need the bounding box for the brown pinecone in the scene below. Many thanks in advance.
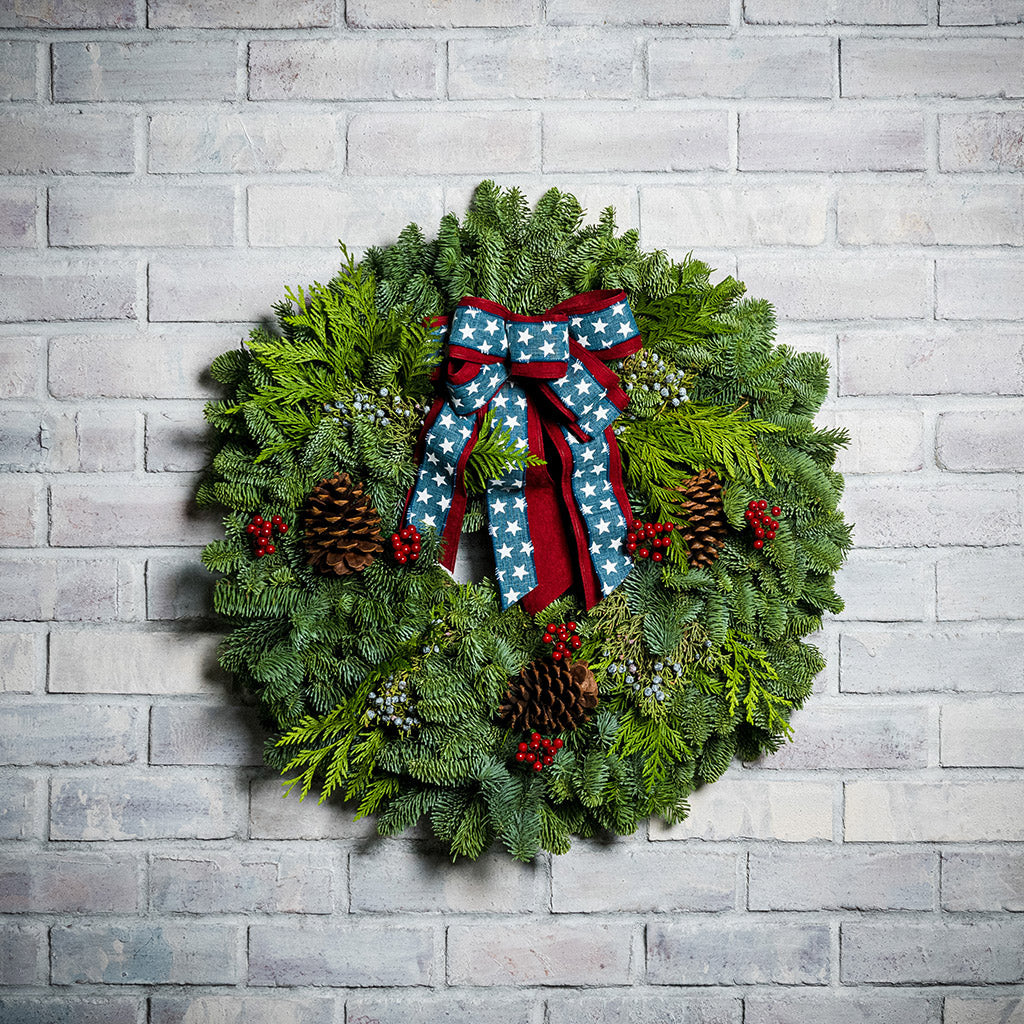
[679,468,728,569]
[301,472,383,576]
[498,656,599,733]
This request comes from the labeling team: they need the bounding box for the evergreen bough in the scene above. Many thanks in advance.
[199,181,852,861]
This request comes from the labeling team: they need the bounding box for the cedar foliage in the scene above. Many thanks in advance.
[199,181,851,861]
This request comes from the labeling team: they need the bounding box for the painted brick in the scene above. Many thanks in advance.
[839,325,1024,396]
[835,554,933,621]
[943,851,1024,912]
[0,922,45,984]
[349,111,539,176]
[149,254,342,323]
[944,999,1024,1024]
[50,185,235,248]
[648,920,829,985]
[50,480,220,547]
[52,922,241,985]
[641,184,827,249]
[449,35,636,99]
[843,39,1024,98]
[546,0,730,22]
[0,42,35,101]
[938,409,1024,471]
[0,557,132,621]
[842,629,1023,693]
[546,994,740,1024]
[0,703,143,765]
[551,847,736,913]
[842,919,1024,983]
[448,921,633,985]
[0,187,37,245]
[146,408,210,472]
[351,844,543,913]
[941,0,1024,22]
[0,852,139,912]
[940,112,1024,171]
[250,40,436,100]
[650,779,833,841]
[348,0,535,25]
[0,476,45,546]
[150,703,263,766]
[749,848,937,910]
[746,992,933,1024]
[346,993,537,1024]
[0,998,140,1024]
[0,631,38,692]
[249,776,379,840]
[150,850,334,914]
[53,42,236,102]
[838,184,1023,245]
[150,112,338,174]
[740,109,925,171]
[737,256,930,320]
[248,184,444,248]
[832,408,925,474]
[651,38,832,98]
[0,409,44,469]
[745,0,927,21]
[842,481,1019,547]
[937,549,1024,620]
[939,259,1024,320]
[49,629,223,694]
[0,258,135,322]
[51,772,242,840]
[146,555,215,619]
[50,334,227,400]
[757,705,929,769]
[72,407,139,472]
[0,776,40,839]
[545,110,728,172]
[0,0,135,27]
[249,922,434,986]
[151,996,335,1024]
[846,780,1024,841]
[942,699,1024,766]
[150,0,332,27]
[0,112,132,173]
[0,337,42,398]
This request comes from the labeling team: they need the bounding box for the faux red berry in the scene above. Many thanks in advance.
[246,523,257,534]
[391,533,401,546]
[571,636,582,650]
[543,755,553,766]
[766,530,776,540]
[410,542,420,553]
[754,527,764,538]
[516,751,526,762]
[638,548,649,559]
[753,538,764,550]
[395,553,407,564]
[542,632,552,644]
[525,752,535,763]
[552,650,563,661]
[533,761,543,772]
[279,524,288,533]
[627,542,637,553]
[652,551,663,562]
[553,738,563,750]
[567,621,576,631]
[757,500,768,510]
[409,552,419,562]
[518,742,528,752]
[664,522,673,532]
[253,515,264,526]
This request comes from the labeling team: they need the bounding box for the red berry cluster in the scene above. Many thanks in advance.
[543,621,581,662]
[745,500,782,550]
[626,519,674,563]
[390,525,422,565]
[246,514,288,557]
[515,732,564,773]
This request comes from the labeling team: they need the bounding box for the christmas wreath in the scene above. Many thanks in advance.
[199,182,851,861]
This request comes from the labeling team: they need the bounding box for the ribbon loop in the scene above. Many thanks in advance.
[404,290,642,614]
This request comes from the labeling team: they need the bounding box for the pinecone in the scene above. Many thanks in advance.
[679,468,728,569]
[301,472,383,576]
[498,656,599,733]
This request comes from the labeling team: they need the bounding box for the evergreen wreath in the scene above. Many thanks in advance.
[198,182,851,861]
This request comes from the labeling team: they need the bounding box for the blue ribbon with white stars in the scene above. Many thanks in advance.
[403,290,643,613]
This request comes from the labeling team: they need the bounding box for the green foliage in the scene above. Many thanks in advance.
[198,181,852,862]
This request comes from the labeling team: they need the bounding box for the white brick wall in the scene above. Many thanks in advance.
[0,5,1021,1017]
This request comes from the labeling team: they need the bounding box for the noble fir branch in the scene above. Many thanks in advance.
[463,410,545,495]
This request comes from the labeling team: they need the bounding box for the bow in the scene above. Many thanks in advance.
[403,290,642,614]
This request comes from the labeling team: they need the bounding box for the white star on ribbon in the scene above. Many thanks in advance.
[513,496,526,512]
[439,412,454,429]
[582,482,597,498]
[493,391,509,409]
[480,338,495,354]
[432,471,446,487]
[540,340,556,357]
[484,318,500,335]
[590,539,602,556]
[459,425,473,439]
[422,513,437,528]
[612,303,625,317]
[505,588,520,603]
[571,316,583,328]
[519,540,531,554]
[466,379,481,395]
[580,503,593,514]
[492,498,507,514]
[512,564,528,580]
[415,489,429,504]
[602,559,619,576]
[617,322,632,338]
[505,415,520,429]
[517,328,532,344]
[606,536,620,550]
[507,521,521,536]
[575,378,593,395]
[426,451,440,465]
[438,494,452,512]
[581,448,596,463]
[595,519,611,535]
[498,543,513,558]
[600,497,615,510]
[459,323,476,341]
[439,437,456,455]
[592,318,608,334]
